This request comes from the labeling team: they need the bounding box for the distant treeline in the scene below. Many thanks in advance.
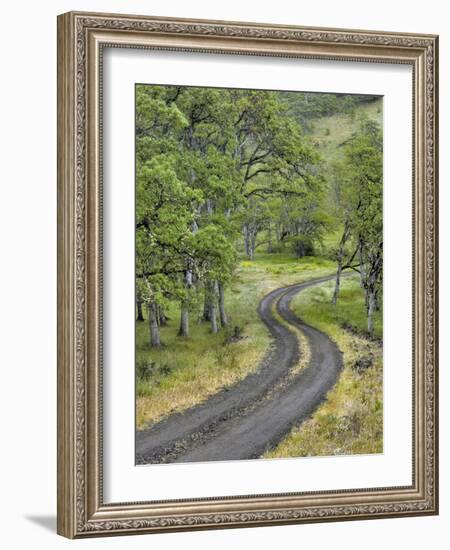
[281,92,380,129]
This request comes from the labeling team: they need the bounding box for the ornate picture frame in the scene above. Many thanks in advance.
[57,11,438,538]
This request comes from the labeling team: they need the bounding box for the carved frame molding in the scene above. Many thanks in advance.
[57,11,438,538]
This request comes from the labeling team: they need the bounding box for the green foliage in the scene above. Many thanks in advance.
[343,117,383,241]
[193,224,237,282]
[135,82,383,340]
[325,115,383,331]
[136,83,326,342]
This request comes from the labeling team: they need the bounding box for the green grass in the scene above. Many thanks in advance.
[265,275,383,458]
[136,252,336,429]
[236,253,335,289]
[293,276,382,339]
[310,98,383,164]
[136,283,269,428]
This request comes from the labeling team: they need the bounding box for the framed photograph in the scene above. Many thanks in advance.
[57,11,439,538]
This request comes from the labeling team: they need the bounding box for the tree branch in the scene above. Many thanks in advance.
[342,263,361,274]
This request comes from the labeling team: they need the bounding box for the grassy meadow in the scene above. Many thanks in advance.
[311,99,383,163]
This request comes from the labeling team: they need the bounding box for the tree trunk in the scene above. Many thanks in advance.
[267,224,273,253]
[365,244,383,335]
[243,223,257,260]
[178,267,193,337]
[148,302,161,347]
[375,288,381,311]
[218,281,228,327]
[275,223,282,243]
[136,300,144,321]
[210,281,218,333]
[367,290,376,335]
[332,221,351,305]
[332,267,342,306]
[202,289,212,322]
[206,198,214,215]
[158,306,167,326]
[358,239,366,290]
[294,239,306,259]
[249,231,256,260]
[210,301,218,334]
[178,303,189,337]
[243,224,250,257]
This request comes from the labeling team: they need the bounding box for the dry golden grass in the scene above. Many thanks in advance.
[136,339,266,429]
[271,300,311,380]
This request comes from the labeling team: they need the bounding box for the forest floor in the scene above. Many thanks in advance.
[136,252,383,461]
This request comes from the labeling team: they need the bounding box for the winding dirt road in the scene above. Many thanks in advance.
[136,274,343,464]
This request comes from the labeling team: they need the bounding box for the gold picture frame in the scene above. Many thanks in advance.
[57,11,439,538]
